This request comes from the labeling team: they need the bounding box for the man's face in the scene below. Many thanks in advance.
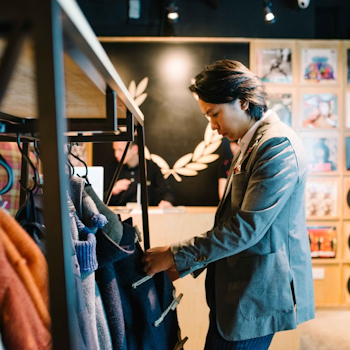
[113,141,136,164]
[198,98,253,141]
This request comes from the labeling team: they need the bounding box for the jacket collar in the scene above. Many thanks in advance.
[215,111,280,218]
[239,110,280,167]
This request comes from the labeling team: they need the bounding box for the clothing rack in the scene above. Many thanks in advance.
[0,0,150,348]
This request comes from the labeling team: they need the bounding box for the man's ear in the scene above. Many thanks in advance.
[240,99,249,111]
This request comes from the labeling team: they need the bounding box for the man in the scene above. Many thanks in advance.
[105,139,174,208]
[142,60,315,349]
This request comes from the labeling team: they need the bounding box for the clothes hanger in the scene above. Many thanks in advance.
[15,136,45,241]
[66,143,76,178]
[33,139,44,189]
[0,153,14,210]
[16,135,39,192]
[67,142,90,185]
[0,153,14,196]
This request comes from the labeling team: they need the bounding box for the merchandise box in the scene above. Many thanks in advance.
[308,225,337,258]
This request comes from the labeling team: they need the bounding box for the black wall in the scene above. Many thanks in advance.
[84,0,350,206]
[77,0,350,39]
[93,41,249,206]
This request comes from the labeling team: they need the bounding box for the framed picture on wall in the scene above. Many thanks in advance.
[256,48,292,83]
[343,222,350,261]
[298,41,342,85]
[299,132,339,173]
[343,177,350,219]
[266,91,293,127]
[250,40,296,84]
[347,48,350,83]
[301,48,337,83]
[299,90,339,129]
[345,134,350,171]
[307,225,337,258]
[305,178,339,219]
[345,90,350,129]
[342,41,350,84]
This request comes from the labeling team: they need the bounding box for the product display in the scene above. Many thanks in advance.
[308,226,337,258]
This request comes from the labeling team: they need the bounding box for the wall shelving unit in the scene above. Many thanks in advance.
[250,39,350,307]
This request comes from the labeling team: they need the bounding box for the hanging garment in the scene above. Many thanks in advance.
[0,234,51,350]
[84,183,123,245]
[69,183,114,350]
[15,190,46,252]
[69,177,107,234]
[0,228,50,330]
[0,209,49,323]
[0,142,36,217]
[71,253,99,350]
[67,194,101,350]
[70,176,185,349]
[95,281,113,350]
[74,214,113,350]
[73,215,100,350]
[95,221,184,350]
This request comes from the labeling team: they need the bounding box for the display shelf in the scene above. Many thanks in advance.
[0,1,149,349]
[248,37,349,307]
[311,259,340,265]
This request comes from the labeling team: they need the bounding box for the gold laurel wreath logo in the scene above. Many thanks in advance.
[129,78,222,182]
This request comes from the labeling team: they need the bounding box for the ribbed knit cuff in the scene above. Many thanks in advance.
[74,234,98,274]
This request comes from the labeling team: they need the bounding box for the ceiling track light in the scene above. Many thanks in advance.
[263,0,276,24]
[167,1,179,23]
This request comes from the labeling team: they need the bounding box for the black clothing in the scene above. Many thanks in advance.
[105,160,174,206]
[217,158,231,179]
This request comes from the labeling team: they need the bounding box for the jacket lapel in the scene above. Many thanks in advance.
[215,150,241,220]
[215,111,280,221]
[239,111,280,168]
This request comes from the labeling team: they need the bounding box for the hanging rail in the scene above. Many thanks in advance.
[0,0,150,348]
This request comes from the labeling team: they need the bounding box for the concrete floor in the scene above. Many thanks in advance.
[299,308,350,350]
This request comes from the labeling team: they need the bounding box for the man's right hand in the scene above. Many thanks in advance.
[111,179,131,195]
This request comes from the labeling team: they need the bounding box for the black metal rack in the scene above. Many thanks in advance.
[0,0,150,348]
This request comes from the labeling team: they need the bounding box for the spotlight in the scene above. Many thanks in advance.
[297,0,310,9]
[263,1,276,24]
[167,2,179,22]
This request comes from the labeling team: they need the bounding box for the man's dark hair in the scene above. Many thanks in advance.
[189,59,267,120]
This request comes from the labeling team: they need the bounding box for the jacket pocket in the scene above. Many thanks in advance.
[231,171,248,212]
[238,250,294,320]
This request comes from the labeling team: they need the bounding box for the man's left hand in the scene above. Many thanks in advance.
[142,246,175,276]
[158,200,173,209]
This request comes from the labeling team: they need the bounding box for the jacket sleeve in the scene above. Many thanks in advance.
[171,137,302,277]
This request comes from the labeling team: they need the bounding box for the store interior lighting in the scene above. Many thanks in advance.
[264,1,276,24]
[167,1,179,22]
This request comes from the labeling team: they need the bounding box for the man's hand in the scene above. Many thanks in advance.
[142,246,175,276]
[158,200,173,209]
[111,179,131,195]
[166,264,180,281]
